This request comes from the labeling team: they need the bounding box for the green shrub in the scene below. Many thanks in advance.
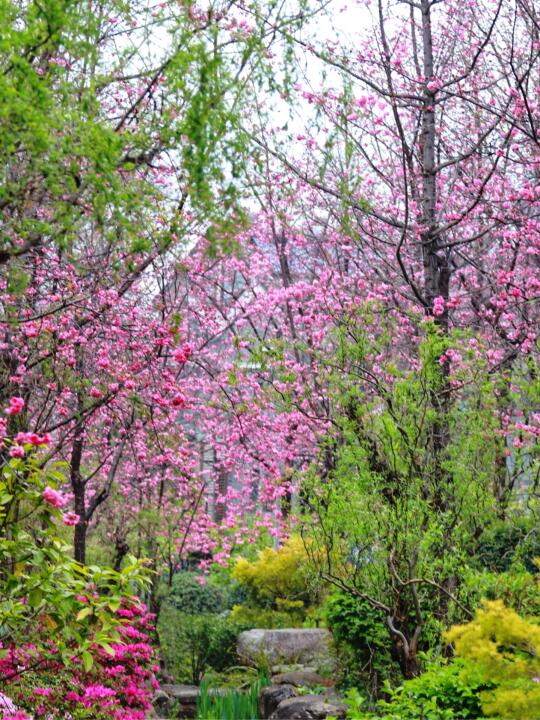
[168,572,225,614]
[325,591,388,649]
[346,660,490,719]
[476,517,540,573]
[0,445,151,675]
[158,605,249,684]
[324,591,397,697]
[461,565,540,617]
[377,660,490,719]
[230,603,304,628]
[225,580,249,609]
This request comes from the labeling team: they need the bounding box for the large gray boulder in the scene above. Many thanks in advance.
[268,695,347,719]
[237,629,334,670]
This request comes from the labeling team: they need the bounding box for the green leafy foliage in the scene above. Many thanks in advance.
[230,603,305,629]
[0,0,308,266]
[378,661,490,719]
[168,572,225,614]
[325,591,388,651]
[352,591,540,719]
[196,674,270,720]
[158,604,250,684]
[0,445,150,672]
[228,535,324,632]
[460,565,540,617]
[232,535,316,606]
[476,518,540,573]
[325,591,397,694]
[296,311,513,680]
[2,597,157,718]
[347,660,489,720]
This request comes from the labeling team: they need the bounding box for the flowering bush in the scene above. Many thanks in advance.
[0,411,156,719]
[0,432,150,663]
[1,600,158,720]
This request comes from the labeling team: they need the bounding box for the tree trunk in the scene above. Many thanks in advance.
[73,509,87,565]
[390,628,421,679]
[420,0,449,320]
[401,649,420,679]
[70,415,86,564]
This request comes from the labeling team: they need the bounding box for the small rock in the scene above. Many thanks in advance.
[269,695,347,720]
[152,689,172,717]
[271,671,334,688]
[159,684,199,718]
[259,684,298,719]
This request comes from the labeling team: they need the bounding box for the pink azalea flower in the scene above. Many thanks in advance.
[0,691,18,713]
[83,684,117,700]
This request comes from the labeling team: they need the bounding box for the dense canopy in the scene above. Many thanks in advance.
[0,1,539,718]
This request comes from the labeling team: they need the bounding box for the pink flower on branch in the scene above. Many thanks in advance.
[62,511,80,526]
[432,296,445,317]
[42,487,67,509]
[5,397,24,415]
[15,432,50,446]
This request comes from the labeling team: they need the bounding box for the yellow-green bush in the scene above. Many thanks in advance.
[445,599,540,718]
[232,535,317,607]
[230,604,305,629]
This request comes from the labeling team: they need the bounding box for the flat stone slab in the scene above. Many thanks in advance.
[269,695,347,719]
[160,684,199,700]
[160,684,227,700]
[271,671,334,688]
[238,629,334,669]
[154,684,227,718]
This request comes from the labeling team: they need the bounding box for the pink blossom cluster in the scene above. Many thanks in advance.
[42,486,67,509]
[0,600,157,719]
[5,397,24,415]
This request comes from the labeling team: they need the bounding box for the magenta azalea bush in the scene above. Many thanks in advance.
[0,419,156,720]
[0,600,158,720]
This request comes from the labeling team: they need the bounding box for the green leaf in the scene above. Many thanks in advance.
[82,650,93,672]
[98,642,115,656]
[76,606,93,622]
[28,588,42,608]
